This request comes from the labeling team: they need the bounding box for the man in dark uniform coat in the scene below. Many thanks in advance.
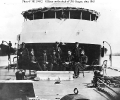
[42,50,48,71]
[8,41,12,64]
[50,50,58,71]
[53,42,62,70]
[29,48,42,71]
[72,42,82,77]
[80,50,88,69]
[72,42,82,62]
[19,42,30,69]
[17,44,23,69]
[75,50,88,77]
[63,50,74,71]
[54,42,62,61]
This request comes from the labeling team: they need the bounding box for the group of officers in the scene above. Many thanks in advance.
[17,42,88,78]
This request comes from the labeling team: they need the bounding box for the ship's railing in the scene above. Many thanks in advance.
[22,7,99,21]
[91,59,108,74]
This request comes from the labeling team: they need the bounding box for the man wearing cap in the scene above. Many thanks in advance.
[17,44,23,69]
[42,50,48,71]
[8,41,12,61]
[75,50,88,77]
[20,42,30,69]
[72,42,82,77]
[29,48,42,71]
[72,42,82,62]
[50,50,58,71]
[63,50,74,71]
[54,42,62,60]
[53,42,62,70]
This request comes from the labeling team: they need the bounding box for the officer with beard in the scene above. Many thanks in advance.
[72,42,82,78]
[72,42,82,62]
[50,50,58,71]
[64,50,74,71]
[42,50,48,71]
[53,42,62,70]
[74,50,88,78]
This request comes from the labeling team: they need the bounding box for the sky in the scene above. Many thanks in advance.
[0,0,120,53]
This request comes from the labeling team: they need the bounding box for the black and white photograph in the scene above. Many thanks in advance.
[0,0,120,100]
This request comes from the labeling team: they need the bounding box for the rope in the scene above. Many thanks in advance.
[98,78,120,96]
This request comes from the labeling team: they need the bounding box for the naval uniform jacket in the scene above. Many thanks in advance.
[30,52,36,63]
[8,42,12,54]
[73,47,81,62]
[17,48,22,60]
[42,53,47,64]
[54,46,62,60]
[51,54,58,64]
[80,55,88,64]
[22,48,29,60]
[66,55,74,64]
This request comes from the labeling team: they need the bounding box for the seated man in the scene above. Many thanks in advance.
[63,50,74,71]
[74,50,88,78]
[29,48,42,71]
[30,48,36,63]
[80,50,88,70]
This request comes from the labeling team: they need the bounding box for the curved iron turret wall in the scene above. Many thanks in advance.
[20,19,101,44]
[20,3,101,45]
[19,3,102,70]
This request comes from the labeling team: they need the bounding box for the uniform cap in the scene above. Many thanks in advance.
[53,50,56,52]
[75,42,79,44]
[43,50,46,53]
[22,42,25,46]
[56,42,59,44]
